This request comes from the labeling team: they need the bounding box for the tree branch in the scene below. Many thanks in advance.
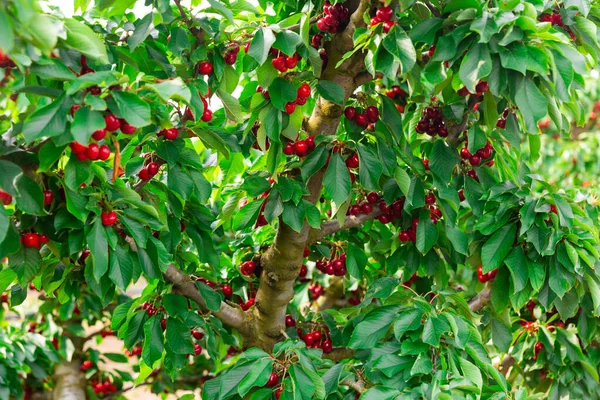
[468,284,492,312]
[341,379,366,393]
[448,95,478,148]
[322,347,355,361]
[164,265,248,334]
[308,208,382,245]
[424,1,441,18]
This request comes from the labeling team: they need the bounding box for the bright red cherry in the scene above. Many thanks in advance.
[163,127,178,140]
[192,330,204,340]
[293,140,308,155]
[371,16,381,26]
[470,155,481,166]
[70,141,87,154]
[311,34,323,48]
[147,162,159,176]
[344,106,356,119]
[285,102,296,115]
[139,168,150,181]
[354,113,368,126]
[44,190,54,206]
[367,192,378,204]
[193,343,203,356]
[201,109,213,122]
[283,143,294,155]
[23,233,40,248]
[266,372,279,387]
[346,153,359,169]
[120,121,136,134]
[297,83,311,98]
[221,285,233,297]
[399,231,409,242]
[85,143,100,160]
[321,339,333,353]
[376,6,394,22]
[101,211,118,226]
[198,61,213,75]
[76,151,89,162]
[460,148,471,159]
[383,20,395,33]
[104,114,120,132]
[0,190,11,205]
[272,56,287,72]
[92,129,106,141]
[40,234,50,244]
[70,104,81,117]
[98,145,110,161]
[306,136,315,150]
[425,193,435,205]
[224,51,237,65]
[285,56,297,69]
[360,203,373,214]
[475,81,489,93]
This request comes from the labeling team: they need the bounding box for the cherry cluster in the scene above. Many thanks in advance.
[138,158,161,181]
[459,141,494,168]
[271,50,302,74]
[141,301,160,317]
[476,265,498,283]
[495,106,517,129]
[415,106,447,137]
[90,379,118,397]
[283,136,315,157]
[101,211,118,227]
[344,105,379,128]
[240,260,256,276]
[370,5,396,33]
[309,283,324,300]
[539,11,576,40]
[223,43,241,65]
[457,80,489,97]
[297,326,333,353]
[124,346,142,357]
[20,232,49,249]
[315,253,347,277]
[316,1,349,34]
[239,296,255,311]
[384,85,407,113]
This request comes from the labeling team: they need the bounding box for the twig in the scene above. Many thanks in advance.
[468,284,492,312]
[308,208,382,244]
[448,95,478,147]
[341,379,366,393]
[112,138,122,182]
[424,1,441,18]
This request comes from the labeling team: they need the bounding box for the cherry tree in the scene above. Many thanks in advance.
[1,0,600,399]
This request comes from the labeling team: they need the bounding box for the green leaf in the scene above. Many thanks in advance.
[361,387,400,400]
[498,42,527,75]
[165,318,193,355]
[316,80,345,105]
[238,358,273,397]
[216,88,242,124]
[290,365,315,399]
[233,201,263,231]
[459,43,492,93]
[109,246,133,290]
[393,167,410,196]
[248,28,276,65]
[63,18,109,63]
[357,143,382,191]
[142,316,164,367]
[348,306,398,349]
[416,210,438,254]
[71,107,105,145]
[301,146,328,181]
[470,11,499,43]
[14,174,45,215]
[459,357,483,390]
[197,282,221,312]
[127,12,154,51]
[22,94,70,142]
[481,224,516,273]
[147,77,191,103]
[514,76,548,133]
[381,25,416,74]
[37,141,66,172]
[269,77,297,111]
[124,312,147,349]
[429,140,458,182]
[9,247,41,285]
[111,91,151,128]
[87,218,109,282]
[282,200,305,232]
[273,30,302,55]
[422,315,449,347]
[346,245,367,279]
[504,247,528,292]
[492,319,512,352]
[323,153,351,205]
[0,8,15,53]
[393,309,423,340]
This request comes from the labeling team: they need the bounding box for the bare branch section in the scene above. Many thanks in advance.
[308,209,383,244]
[448,95,478,147]
[468,284,492,312]
[52,362,86,400]
[164,265,248,333]
[341,379,366,393]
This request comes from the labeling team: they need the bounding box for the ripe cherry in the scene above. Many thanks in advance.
[120,121,136,134]
[272,56,287,72]
[163,127,178,140]
[266,372,279,387]
[475,81,489,93]
[470,155,481,166]
[360,203,373,214]
[285,102,296,115]
[306,136,315,150]
[85,143,100,160]
[460,148,471,159]
[192,330,204,340]
[399,231,409,242]
[311,34,323,48]
[383,20,395,33]
[147,162,159,176]
[161,319,167,331]
[70,104,81,117]
[367,192,378,204]
[321,339,333,353]
[376,6,394,22]
[139,168,150,181]
[346,153,359,169]
[283,143,294,155]
[222,285,233,297]
[425,193,435,205]
[104,114,120,132]
[44,190,54,206]
[201,109,213,122]
[285,314,295,327]
[366,106,379,122]
[71,141,87,154]
[241,261,256,276]
[297,83,311,98]
[92,129,106,141]
[293,140,308,155]
[198,61,213,75]
[458,189,465,202]
[40,234,49,244]
[101,211,118,226]
[224,51,237,65]
[0,190,11,205]
[344,106,356,119]
[98,145,110,161]
[285,56,297,69]
[193,343,203,356]
[371,16,381,26]
[23,233,41,248]
[354,113,368,126]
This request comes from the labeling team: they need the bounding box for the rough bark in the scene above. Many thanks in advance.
[250,0,373,351]
[52,361,86,400]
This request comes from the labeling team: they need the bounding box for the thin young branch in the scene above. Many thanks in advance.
[341,379,366,393]
[423,1,442,18]
[164,265,249,333]
[448,95,478,147]
[468,284,492,312]
[308,208,382,244]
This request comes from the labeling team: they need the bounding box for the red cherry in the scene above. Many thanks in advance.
[147,162,159,176]
[378,214,390,224]
[349,205,361,216]
[311,34,323,48]
[366,106,379,123]
[23,233,41,248]
[40,234,50,244]
[139,168,150,181]
[496,118,506,128]
[222,285,233,297]
[285,314,295,327]
[345,153,359,169]
[285,56,297,69]
[224,51,237,65]
[101,211,118,226]
[241,261,256,276]
[120,121,136,134]
[98,145,110,161]
[306,136,315,150]
[425,193,435,205]
[382,20,395,33]
[92,129,106,141]
[285,102,296,115]
[460,147,472,159]
[293,140,308,155]
[192,330,204,340]
[44,190,54,206]
[376,6,394,22]
[312,331,322,342]
[104,114,120,132]
[164,127,178,140]
[283,143,294,155]
[477,265,488,283]
[82,360,93,370]
[0,190,12,205]
[80,250,91,264]
[354,113,368,126]
[245,298,255,308]
[85,143,100,160]
[198,61,213,75]
[244,42,250,53]
[458,189,465,202]
[371,16,381,26]
[266,372,279,387]
[475,81,489,93]
[399,231,409,242]
[70,141,87,154]
[344,106,356,119]
[160,318,167,331]
[360,203,373,214]
[297,83,311,98]
[457,87,470,96]
[70,104,81,117]
[367,192,378,204]
[303,333,315,345]
[470,155,481,166]
[321,340,333,353]
[275,388,283,399]
[193,343,203,356]
[200,109,212,122]
[299,264,308,278]
[271,56,287,72]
